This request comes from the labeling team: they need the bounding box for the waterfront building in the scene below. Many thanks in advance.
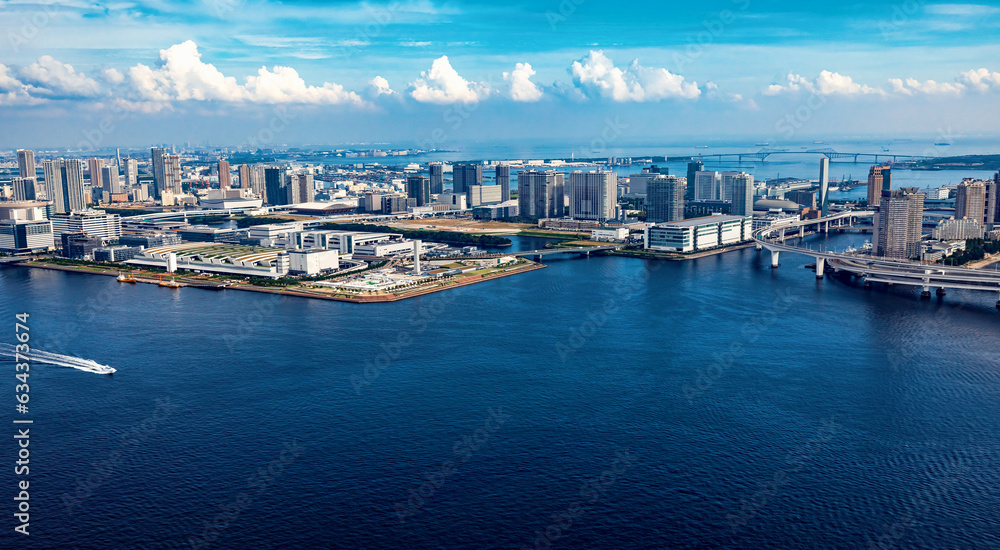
[43,159,86,214]
[568,170,617,222]
[518,170,565,219]
[467,184,502,207]
[93,245,143,262]
[729,172,755,217]
[127,242,292,278]
[867,165,892,207]
[786,190,817,209]
[495,164,511,202]
[452,164,482,194]
[407,175,431,206]
[645,214,752,253]
[819,158,830,216]
[17,149,35,179]
[932,218,984,241]
[61,233,108,259]
[646,175,685,223]
[873,188,924,259]
[119,232,182,248]
[429,162,445,195]
[694,170,720,201]
[50,210,122,240]
[955,180,986,225]
[0,219,53,254]
[472,200,519,220]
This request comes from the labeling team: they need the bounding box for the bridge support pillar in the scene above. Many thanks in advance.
[799,226,804,238]
[936,288,947,297]
[815,257,825,279]
[996,299,1000,310]
[755,243,762,251]
[770,250,780,268]
[863,279,872,289]
[921,286,931,299]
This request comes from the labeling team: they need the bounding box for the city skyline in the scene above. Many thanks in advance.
[2,1,1000,147]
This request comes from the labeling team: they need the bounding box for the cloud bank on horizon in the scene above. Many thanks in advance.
[1,0,1000,144]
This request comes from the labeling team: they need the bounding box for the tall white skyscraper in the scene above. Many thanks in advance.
[151,147,167,197]
[122,158,138,188]
[102,165,122,195]
[720,171,751,203]
[694,171,720,201]
[568,170,617,222]
[730,173,755,217]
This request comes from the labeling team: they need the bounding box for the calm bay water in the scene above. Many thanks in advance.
[2,234,1000,549]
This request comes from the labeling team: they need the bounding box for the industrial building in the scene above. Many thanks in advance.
[645,215,753,253]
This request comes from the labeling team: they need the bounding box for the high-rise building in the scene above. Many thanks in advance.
[406,175,431,207]
[151,147,167,198]
[286,174,313,205]
[567,170,617,222]
[218,160,232,189]
[646,175,686,223]
[867,165,892,207]
[12,177,36,201]
[730,173,755,217]
[819,158,830,216]
[685,161,703,201]
[873,188,924,260]
[429,163,445,195]
[517,170,564,219]
[17,149,35,179]
[88,158,105,192]
[264,167,287,205]
[955,180,986,224]
[719,171,752,205]
[101,166,121,195]
[495,164,511,202]
[239,165,251,190]
[694,170,720,201]
[43,159,86,214]
[164,155,182,194]
[452,164,482,194]
[627,166,662,195]
[986,175,998,228]
[122,158,138,188]
[467,185,503,207]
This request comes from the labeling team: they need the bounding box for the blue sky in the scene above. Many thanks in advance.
[2,0,1000,149]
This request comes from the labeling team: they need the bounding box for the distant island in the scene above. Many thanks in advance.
[913,155,1000,171]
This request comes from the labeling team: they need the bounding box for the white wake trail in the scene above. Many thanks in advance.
[0,343,116,375]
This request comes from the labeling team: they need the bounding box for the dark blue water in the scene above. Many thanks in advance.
[2,234,999,549]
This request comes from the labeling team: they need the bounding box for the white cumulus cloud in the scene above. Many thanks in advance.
[958,68,1000,92]
[503,62,543,102]
[19,55,101,97]
[764,71,883,96]
[889,77,965,95]
[569,50,700,102]
[409,56,489,104]
[370,75,396,96]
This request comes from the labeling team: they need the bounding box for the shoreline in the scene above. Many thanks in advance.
[11,259,547,304]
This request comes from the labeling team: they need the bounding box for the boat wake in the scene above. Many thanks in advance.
[0,343,116,375]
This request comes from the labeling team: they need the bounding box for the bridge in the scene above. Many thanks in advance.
[667,148,935,164]
[514,245,619,261]
[755,211,1000,307]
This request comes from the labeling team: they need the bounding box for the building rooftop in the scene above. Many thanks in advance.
[660,214,748,228]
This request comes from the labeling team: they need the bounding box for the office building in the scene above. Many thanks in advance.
[43,159,86,214]
[645,215,752,253]
[467,184,503,207]
[452,164,482,194]
[819,158,830,216]
[786,190,817,209]
[264,167,287,205]
[0,219,53,254]
[164,154,182,195]
[17,149,35,179]
[867,165,892,207]
[694,170,720,201]
[61,233,109,259]
[50,210,122,240]
[873,188,924,259]
[218,160,231,188]
[730,173,755,217]
[12,177,37,201]
[122,158,138,188]
[685,161,703,201]
[627,165,662,195]
[88,158,105,192]
[955,180,986,224]
[429,163,445,195]
[407,175,431,207]
[472,200,519,220]
[568,170,617,222]
[646,175,686,223]
[496,164,511,202]
[239,164,251,190]
[518,170,565,219]
[720,171,751,203]
[93,246,143,263]
[119,232,182,248]
[151,147,167,198]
